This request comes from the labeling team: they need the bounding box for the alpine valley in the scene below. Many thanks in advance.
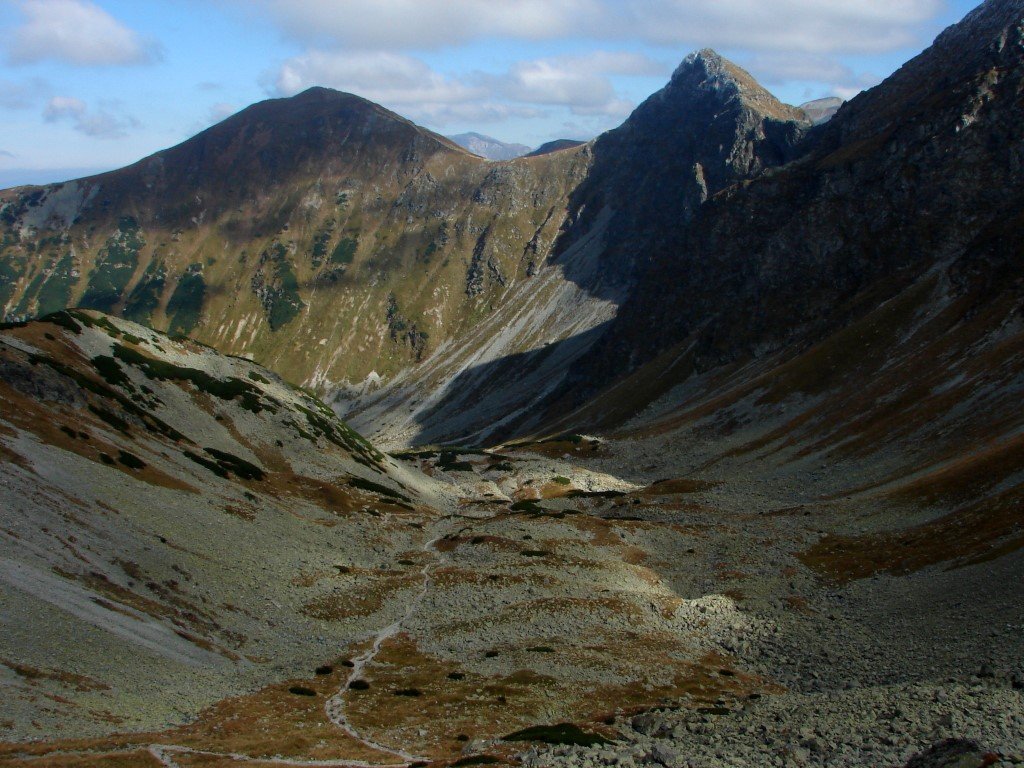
[0,1,1023,767]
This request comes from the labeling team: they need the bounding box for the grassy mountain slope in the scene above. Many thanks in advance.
[0,88,589,401]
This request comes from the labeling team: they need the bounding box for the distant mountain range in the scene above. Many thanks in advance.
[799,96,845,124]
[448,132,587,160]
[527,139,587,157]
[447,132,532,160]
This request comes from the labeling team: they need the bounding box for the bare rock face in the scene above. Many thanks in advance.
[550,49,810,292]
[542,0,1024,440]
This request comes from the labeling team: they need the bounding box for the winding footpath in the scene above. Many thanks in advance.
[142,522,453,768]
[323,526,450,765]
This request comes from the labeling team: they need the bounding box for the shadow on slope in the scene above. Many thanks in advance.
[407,323,612,447]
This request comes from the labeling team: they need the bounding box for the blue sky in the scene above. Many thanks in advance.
[0,0,981,187]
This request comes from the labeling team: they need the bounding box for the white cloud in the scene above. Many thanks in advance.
[231,0,941,56]
[43,95,138,138]
[0,77,49,109]
[409,102,548,127]
[270,50,557,127]
[484,52,661,117]
[234,0,601,49]
[495,60,617,109]
[625,0,943,54]
[207,102,237,123]
[272,50,484,107]
[737,53,882,103]
[7,0,162,66]
[42,95,86,121]
[240,0,943,122]
[269,48,655,127]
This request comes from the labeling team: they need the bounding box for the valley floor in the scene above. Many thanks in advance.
[2,434,1022,768]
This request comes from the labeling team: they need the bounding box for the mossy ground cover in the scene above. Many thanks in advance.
[16,252,78,318]
[123,259,167,325]
[80,218,144,313]
[166,267,207,336]
[330,235,358,265]
[112,343,267,413]
[254,243,305,331]
[0,254,26,312]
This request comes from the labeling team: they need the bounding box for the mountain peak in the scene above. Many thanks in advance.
[665,49,806,122]
[674,48,727,75]
[672,49,752,89]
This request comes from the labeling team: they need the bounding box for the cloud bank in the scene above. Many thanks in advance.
[7,0,162,66]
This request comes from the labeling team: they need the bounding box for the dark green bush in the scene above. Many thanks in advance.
[117,450,146,470]
[204,448,265,481]
[166,267,206,336]
[91,355,132,390]
[502,723,612,746]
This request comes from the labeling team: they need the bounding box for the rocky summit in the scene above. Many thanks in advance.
[0,1,1023,767]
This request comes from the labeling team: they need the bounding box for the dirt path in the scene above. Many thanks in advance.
[322,526,451,765]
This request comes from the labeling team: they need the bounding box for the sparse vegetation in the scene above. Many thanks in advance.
[502,723,612,746]
[184,448,264,481]
[42,310,82,334]
[35,253,76,317]
[91,355,133,390]
[113,343,267,413]
[204,447,265,481]
[452,756,500,766]
[511,500,543,513]
[252,242,305,331]
[166,265,206,336]
[117,450,146,470]
[123,259,167,325]
[348,476,411,503]
[80,217,144,313]
[330,235,358,265]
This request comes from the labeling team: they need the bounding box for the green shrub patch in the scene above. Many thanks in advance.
[502,723,612,747]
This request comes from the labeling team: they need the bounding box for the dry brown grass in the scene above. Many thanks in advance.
[302,573,421,620]
[800,484,1024,582]
[886,433,1024,509]
[633,478,720,497]
[0,751,163,767]
[343,635,771,762]
[0,381,197,494]
[0,657,395,765]
[0,660,109,693]
[509,438,607,459]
